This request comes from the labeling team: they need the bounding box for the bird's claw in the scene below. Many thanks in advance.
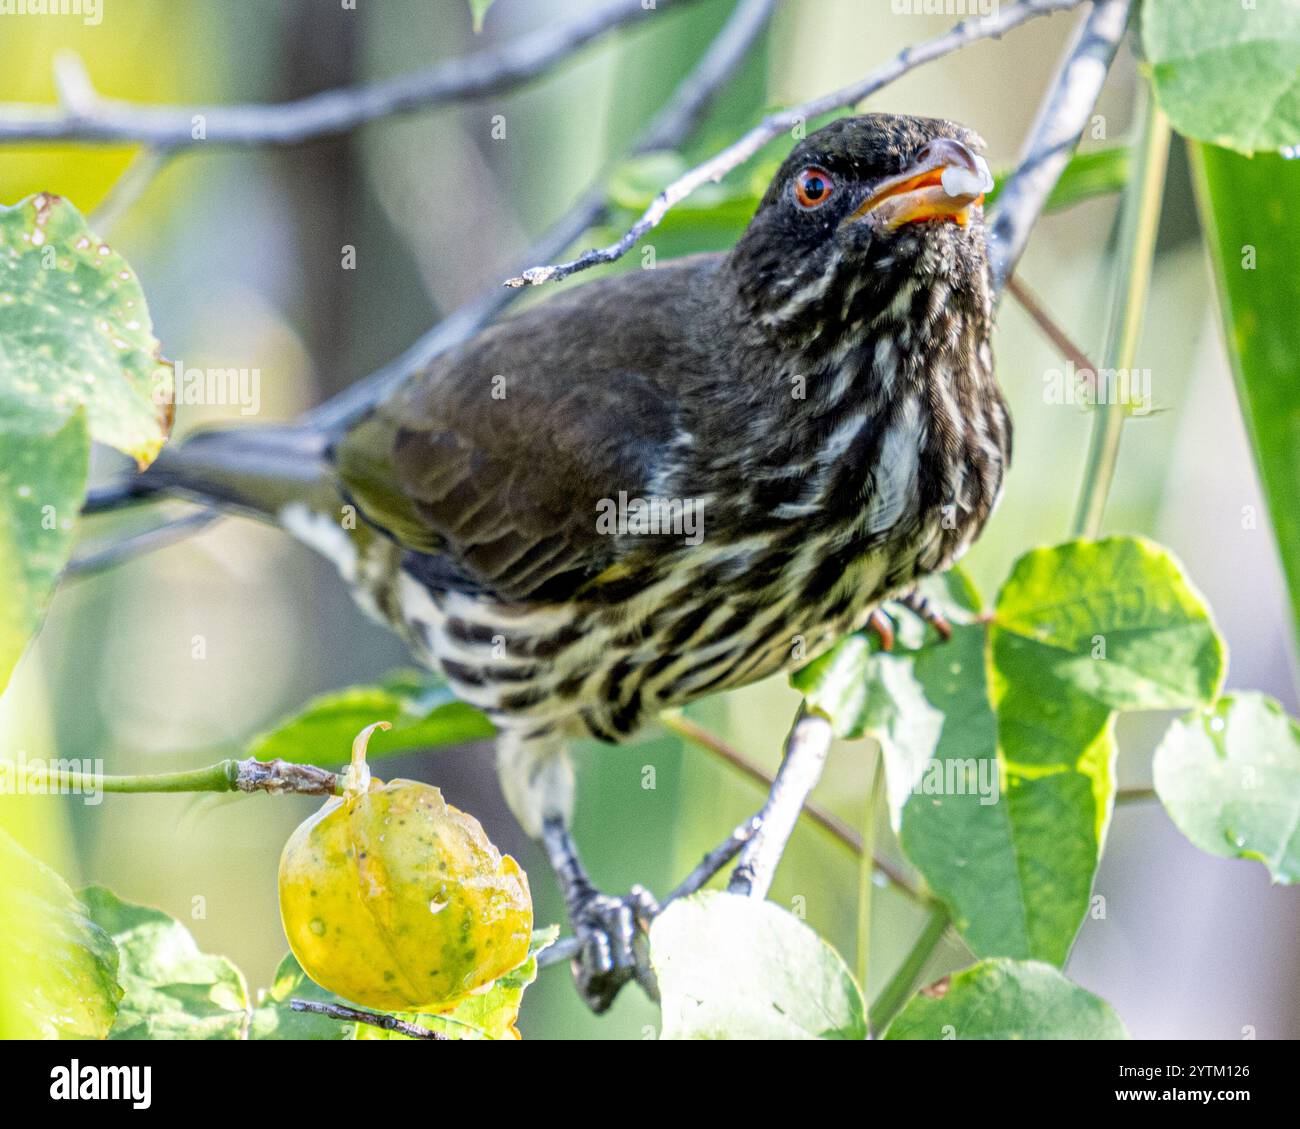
[898,588,953,640]
[569,884,660,1013]
[868,588,953,651]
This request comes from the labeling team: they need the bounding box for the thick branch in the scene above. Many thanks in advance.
[505,0,1089,288]
[988,0,1133,291]
[0,0,700,148]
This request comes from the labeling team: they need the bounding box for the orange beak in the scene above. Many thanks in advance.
[844,137,993,230]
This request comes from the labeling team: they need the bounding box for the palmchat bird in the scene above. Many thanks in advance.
[138,114,1010,1011]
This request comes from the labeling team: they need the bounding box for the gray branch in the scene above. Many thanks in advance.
[505,0,1090,288]
[233,758,342,796]
[728,707,834,899]
[988,0,1133,292]
[305,0,779,434]
[0,0,701,147]
[75,0,779,542]
[289,999,448,1040]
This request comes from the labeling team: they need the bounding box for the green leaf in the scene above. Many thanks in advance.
[649,891,867,1040]
[867,623,1106,965]
[0,194,173,466]
[609,151,773,229]
[468,0,494,33]
[804,539,1224,967]
[990,537,1225,712]
[1143,0,1300,154]
[0,830,121,1039]
[1192,143,1300,659]
[80,886,250,1040]
[0,411,88,694]
[884,959,1129,1040]
[248,669,495,765]
[1154,693,1300,883]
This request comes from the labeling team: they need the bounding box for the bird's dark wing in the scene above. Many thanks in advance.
[332,257,719,603]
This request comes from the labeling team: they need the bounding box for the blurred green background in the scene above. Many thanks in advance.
[1,0,1296,1039]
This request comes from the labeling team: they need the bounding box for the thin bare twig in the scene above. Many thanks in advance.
[729,706,834,898]
[289,999,448,1040]
[505,0,1089,288]
[0,0,701,148]
[88,148,173,232]
[988,0,1134,291]
[1006,274,1100,374]
[67,510,220,581]
[306,0,780,434]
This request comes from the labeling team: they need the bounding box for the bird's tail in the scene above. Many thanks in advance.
[131,424,337,522]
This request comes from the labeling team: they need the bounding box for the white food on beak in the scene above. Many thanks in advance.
[940,155,994,199]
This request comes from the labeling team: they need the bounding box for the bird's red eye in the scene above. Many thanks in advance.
[794,166,834,209]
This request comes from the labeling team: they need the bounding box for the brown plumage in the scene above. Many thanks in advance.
[154,113,1011,1010]
[324,115,1009,759]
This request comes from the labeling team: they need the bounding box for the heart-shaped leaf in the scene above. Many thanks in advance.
[884,959,1129,1040]
[1144,0,1300,154]
[796,538,1225,967]
[1155,693,1300,883]
[650,891,866,1040]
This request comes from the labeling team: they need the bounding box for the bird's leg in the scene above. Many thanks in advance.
[541,815,660,1013]
[865,607,897,652]
[867,587,954,650]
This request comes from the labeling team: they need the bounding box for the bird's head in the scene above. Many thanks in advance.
[727,114,993,347]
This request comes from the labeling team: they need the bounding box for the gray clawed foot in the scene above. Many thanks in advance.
[541,815,661,1013]
[569,884,660,1014]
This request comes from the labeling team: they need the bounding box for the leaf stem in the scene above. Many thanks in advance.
[1070,91,1172,538]
[868,901,950,1036]
[0,758,343,796]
